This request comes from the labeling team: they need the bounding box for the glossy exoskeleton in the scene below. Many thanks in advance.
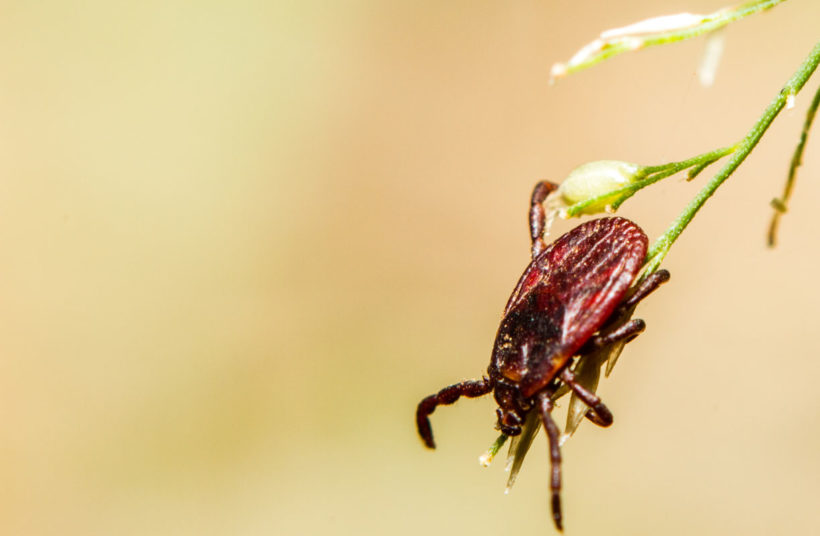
[415,181,670,531]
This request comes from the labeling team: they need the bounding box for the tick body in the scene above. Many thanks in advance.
[416,181,670,531]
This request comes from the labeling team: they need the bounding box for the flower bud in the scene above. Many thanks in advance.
[557,160,641,216]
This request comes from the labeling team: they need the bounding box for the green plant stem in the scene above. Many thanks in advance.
[644,40,820,274]
[639,146,735,176]
[479,433,508,466]
[687,156,721,180]
[767,82,820,247]
[612,146,738,210]
[564,146,736,217]
[553,0,787,79]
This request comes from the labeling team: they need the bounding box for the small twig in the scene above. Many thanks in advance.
[644,40,820,274]
[563,146,736,218]
[478,433,508,467]
[767,83,820,247]
[551,0,787,80]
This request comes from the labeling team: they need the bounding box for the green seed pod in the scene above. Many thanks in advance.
[557,160,641,215]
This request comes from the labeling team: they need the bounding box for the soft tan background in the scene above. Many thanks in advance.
[0,1,818,535]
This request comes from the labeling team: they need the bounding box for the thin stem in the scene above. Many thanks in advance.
[617,146,738,208]
[641,146,737,176]
[564,146,735,217]
[644,40,820,274]
[552,0,787,79]
[478,433,508,467]
[767,82,820,247]
[687,157,720,181]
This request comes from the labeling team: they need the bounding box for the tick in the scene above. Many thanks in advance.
[415,181,670,530]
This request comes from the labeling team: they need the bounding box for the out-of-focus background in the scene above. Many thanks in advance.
[0,1,818,535]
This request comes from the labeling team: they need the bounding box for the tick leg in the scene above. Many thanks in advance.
[560,369,613,427]
[536,391,564,532]
[620,269,671,311]
[416,377,493,449]
[580,319,646,352]
[529,180,559,259]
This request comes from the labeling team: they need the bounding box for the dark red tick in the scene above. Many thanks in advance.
[416,181,670,531]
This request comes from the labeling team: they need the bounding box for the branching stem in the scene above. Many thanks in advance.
[644,40,820,274]
[564,146,737,218]
[552,0,787,79]
[767,82,820,247]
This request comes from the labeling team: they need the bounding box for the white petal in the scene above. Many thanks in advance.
[601,13,706,39]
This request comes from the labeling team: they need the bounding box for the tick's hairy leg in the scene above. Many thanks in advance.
[529,181,559,259]
[581,319,646,352]
[537,391,564,532]
[416,377,493,449]
[560,369,613,427]
[620,269,671,311]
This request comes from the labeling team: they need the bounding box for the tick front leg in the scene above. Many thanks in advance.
[536,391,564,532]
[560,369,613,427]
[529,181,559,259]
[416,377,493,449]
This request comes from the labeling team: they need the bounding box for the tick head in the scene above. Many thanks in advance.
[493,378,529,436]
[495,407,523,436]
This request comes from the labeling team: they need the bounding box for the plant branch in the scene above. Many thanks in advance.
[767,82,820,247]
[563,146,736,218]
[644,40,820,274]
[551,0,787,80]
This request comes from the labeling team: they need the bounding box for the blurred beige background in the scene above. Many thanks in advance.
[0,1,818,535]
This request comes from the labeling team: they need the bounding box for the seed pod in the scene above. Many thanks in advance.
[557,160,641,215]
